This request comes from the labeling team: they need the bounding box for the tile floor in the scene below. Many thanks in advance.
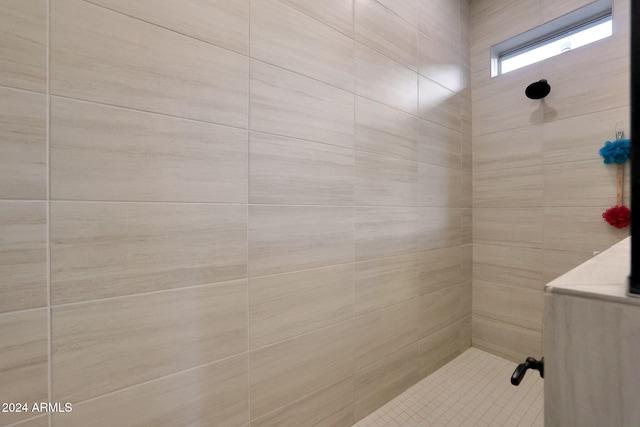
[352,348,543,427]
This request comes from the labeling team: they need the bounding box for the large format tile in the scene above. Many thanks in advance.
[51,0,248,127]
[251,0,353,91]
[473,126,543,172]
[543,207,629,253]
[354,0,417,70]
[53,355,249,427]
[543,161,620,207]
[355,207,421,261]
[417,29,463,93]
[417,320,464,379]
[418,246,462,295]
[251,376,354,427]
[0,0,46,92]
[250,321,354,419]
[473,166,543,208]
[0,87,46,200]
[85,0,249,54]
[0,202,47,313]
[472,314,542,363]
[279,0,354,37]
[419,119,461,169]
[377,0,418,27]
[354,299,418,368]
[474,208,543,248]
[52,280,248,403]
[355,252,420,315]
[418,284,470,338]
[8,416,49,427]
[249,264,354,349]
[355,96,420,161]
[51,202,247,304]
[250,60,354,148]
[417,0,460,48]
[355,151,419,207]
[354,343,418,421]
[542,249,594,284]
[0,309,48,426]
[473,280,543,331]
[419,163,461,207]
[355,43,418,115]
[474,244,543,290]
[418,76,461,131]
[249,206,354,277]
[419,207,462,250]
[249,132,354,205]
[51,98,248,203]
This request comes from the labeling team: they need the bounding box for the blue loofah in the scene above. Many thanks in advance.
[599,139,630,164]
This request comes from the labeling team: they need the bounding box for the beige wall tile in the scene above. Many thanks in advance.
[354,299,418,368]
[52,280,248,403]
[249,206,354,277]
[251,376,354,427]
[0,87,46,200]
[419,163,462,207]
[473,126,543,172]
[249,132,354,205]
[0,0,46,92]
[542,249,594,284]
[85,0,249,54]
[0,202,47,313]
[541,0,593,24]
[419,119,462,169]
[417,321,463,379]
[355,96,420,161]
[474,244,543,291]
[251,0,353,91]
[543,206,629,253]
[544,161,620,207]
[354,0,418,70]
[51,0,248,127]
[377,0,418,27]
[354,343,418,421]
[355,43,418,114]
[51,98,248,203]
[0,309,48,426]
[53,355,249,427]
[51,202,247,304]
[419,246,462,295]
[355,207,421,261]
[473,280,543,331]
[279,0,354,37]
[474,208,543,248]
[355,252,420,315]
[417,0,460,48]
[250,321,354,419]
[420,207,462,250]
[355,151,419,207]
[461,170,472,209]
[472,314,542,363]
[543,107,630,165]
[250,60,354,148]
[418,76,461,131]
[461,208,472,244]
[418,31,464,93]
[461,243,473,284]
[249,264,354,349]
[473,166,543,208]
[418,284,469,338]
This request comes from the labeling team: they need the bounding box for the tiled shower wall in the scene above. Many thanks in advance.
[470,0,630,362]
[0,0,471,426]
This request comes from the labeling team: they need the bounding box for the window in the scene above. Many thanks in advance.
[491,0,613,77]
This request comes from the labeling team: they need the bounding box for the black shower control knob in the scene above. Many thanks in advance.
[511,357,544,386]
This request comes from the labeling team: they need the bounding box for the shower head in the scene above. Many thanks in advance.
[525,79,551,99]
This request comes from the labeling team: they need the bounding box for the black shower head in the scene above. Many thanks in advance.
[525,79,551,99]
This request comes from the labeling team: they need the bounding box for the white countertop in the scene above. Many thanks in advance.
[545,237,640,306]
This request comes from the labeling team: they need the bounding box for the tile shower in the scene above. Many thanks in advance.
[0,1,629,427]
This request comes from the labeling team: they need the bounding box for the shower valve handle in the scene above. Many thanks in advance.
[511,357,544,386]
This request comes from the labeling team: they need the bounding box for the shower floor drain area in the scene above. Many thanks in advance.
[352,348,543,427]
